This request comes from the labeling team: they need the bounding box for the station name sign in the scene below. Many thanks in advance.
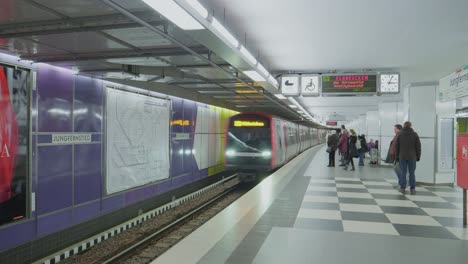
[321,74,377,94]
[439,66,468,102]
[52,133,92,144]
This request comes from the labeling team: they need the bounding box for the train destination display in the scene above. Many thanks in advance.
[322,74,377,94]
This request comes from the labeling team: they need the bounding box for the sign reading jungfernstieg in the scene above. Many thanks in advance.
[439,66,468,102]
[52,133,92,144]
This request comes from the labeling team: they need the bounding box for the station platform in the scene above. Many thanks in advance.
[152,145,468,264]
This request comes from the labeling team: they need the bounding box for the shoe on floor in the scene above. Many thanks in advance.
[399,188,406,194]
[410,189,416,195]
[350,168,355,171]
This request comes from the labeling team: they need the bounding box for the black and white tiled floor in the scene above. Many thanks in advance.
[295,176,468,240]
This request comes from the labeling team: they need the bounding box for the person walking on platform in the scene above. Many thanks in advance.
[357,134,368,166]
[388,124,403,186]
[395,122,421,195]
[327,130,339,167]
[337,128,349,166]
[344,129,358,171]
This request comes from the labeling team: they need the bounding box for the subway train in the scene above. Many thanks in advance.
[225,112,326,180]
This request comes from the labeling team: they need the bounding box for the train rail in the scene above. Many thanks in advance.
[61,174,252,264]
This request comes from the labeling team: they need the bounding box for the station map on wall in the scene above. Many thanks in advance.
[106,88,170,194]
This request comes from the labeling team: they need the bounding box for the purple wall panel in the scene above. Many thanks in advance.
[32,89,37,132]
[183,101,198,173]
[144,184,158,199]
[92,134,101,142]
[102,194,124,214]
[171,97,184,133]
[37,209,72,237]
[183,100,197,134]
[74,76,103,133]
[0,220,35,251]
[37,64,73,132]
[37,145,72,215]
[156,180,172,194]
[73,201,100,224]
[124,188,146,205]
[171,139,184,177]
[37,135,51,144]
[31,137,36,194]
[74,144,101,204]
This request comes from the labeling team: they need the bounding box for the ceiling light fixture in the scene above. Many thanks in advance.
[268,75,279,87]
[142,0,204,30]
[256,63,269,77]
[274,94,287,100]
[185,0,209,18]
[243,70,266,82]
[239,46,257,65]
[211,17,239,48]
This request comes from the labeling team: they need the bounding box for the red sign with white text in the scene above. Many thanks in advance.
[456,135,468,189]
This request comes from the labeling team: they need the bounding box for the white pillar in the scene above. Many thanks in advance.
[404,84,437,184]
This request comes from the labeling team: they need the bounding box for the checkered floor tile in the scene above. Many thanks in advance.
[295,177,467,240]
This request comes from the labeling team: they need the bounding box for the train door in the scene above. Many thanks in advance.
[275,118,286,165]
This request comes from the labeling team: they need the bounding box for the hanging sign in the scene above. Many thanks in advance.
[322,74,377,94]
[301,75,320,96]
[280,75,300,96]
[439,66,468,102]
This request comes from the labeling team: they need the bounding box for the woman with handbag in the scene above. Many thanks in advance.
[327,130,339,167]
[344,129,358,171]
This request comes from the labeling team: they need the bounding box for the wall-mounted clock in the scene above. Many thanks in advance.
[380,73,400,93]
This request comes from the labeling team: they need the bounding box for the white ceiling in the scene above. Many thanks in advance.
[201,0,468,121]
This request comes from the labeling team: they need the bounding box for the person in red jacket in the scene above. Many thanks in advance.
[337,128,349,166]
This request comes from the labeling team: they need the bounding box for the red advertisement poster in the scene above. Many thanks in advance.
[0,65,29,225]
[457,135,468,189]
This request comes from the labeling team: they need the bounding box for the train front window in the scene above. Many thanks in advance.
[227,128,271,153]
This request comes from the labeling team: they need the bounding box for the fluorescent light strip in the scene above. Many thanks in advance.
[239,46,257,65]
[257,63,269,77]
[243,70,266,82]
[142,0,204,30]
[212,18,239,48]
[185,0,209,18]
[268,75,279,87]
[289,104,298,108]
[274,94,287,100]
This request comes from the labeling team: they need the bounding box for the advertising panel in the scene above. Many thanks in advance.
[106,87,171,194]
[0,65,30,226]
[457,135,468,189]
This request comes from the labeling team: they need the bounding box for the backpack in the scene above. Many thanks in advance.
[355,139,361,150]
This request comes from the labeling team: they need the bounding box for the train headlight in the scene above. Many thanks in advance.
[262,151,271,157]
[226,150,236,156]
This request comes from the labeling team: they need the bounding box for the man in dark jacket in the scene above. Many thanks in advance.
[395,121,421,195]
[327,130,339,167]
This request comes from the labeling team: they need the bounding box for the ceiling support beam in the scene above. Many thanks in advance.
[0,11,165,38]
[101,0,300,121]
[19,46,210,62]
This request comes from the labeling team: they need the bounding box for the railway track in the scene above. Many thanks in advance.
[62,175,252,264]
